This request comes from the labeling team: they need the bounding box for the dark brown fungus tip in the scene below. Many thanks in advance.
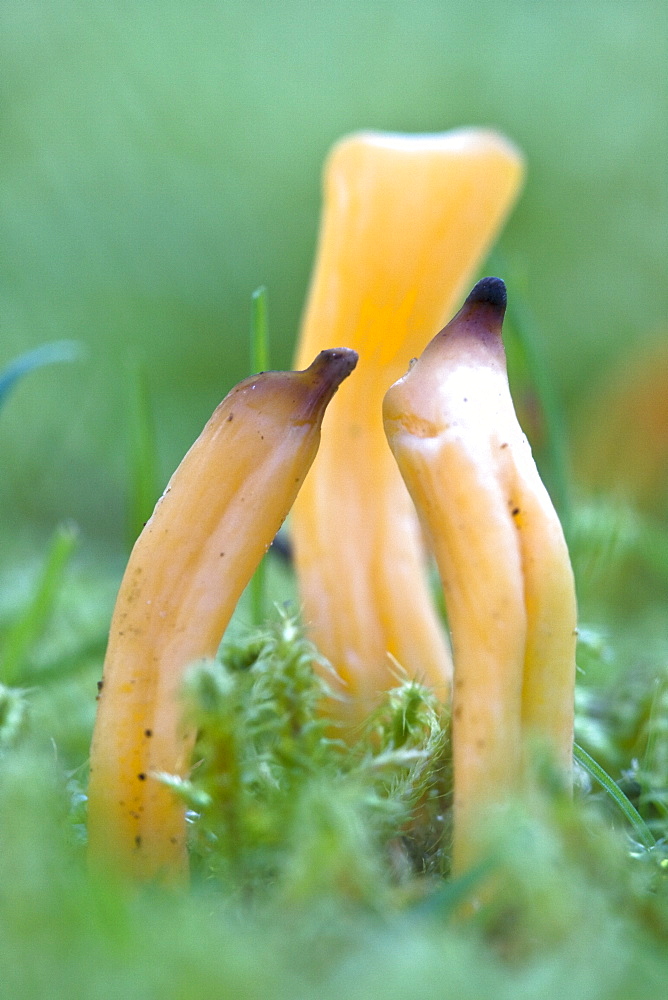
[299,348,359,420]
[309,347,359,384]
[465,276,507,311]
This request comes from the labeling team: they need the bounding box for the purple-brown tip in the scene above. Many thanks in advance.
[309,347,359,384]
[299,347,358,422]
[465,277,507,313]
[426,276,507,362]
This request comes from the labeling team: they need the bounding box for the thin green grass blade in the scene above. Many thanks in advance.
[640,676,667,777]
[126,360,160,548]
[0,341,81,412]
[250,285,269,374]
[249,286,270,626]
[410,859,495,919]
[573,742,656,849]
[0,523,79,687]
[488,253,572,536]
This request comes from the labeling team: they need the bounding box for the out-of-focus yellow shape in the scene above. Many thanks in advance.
[292,129,525,724]
[574,338,668,516]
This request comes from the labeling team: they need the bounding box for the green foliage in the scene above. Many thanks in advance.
[573,742,655,850]
[0,683,29,750]
[250,285,270,375]
[164,611,452,899]
[1,1,665,540]
[248,285,271,626]
[125,361,161,548]
[576,650,668,847]
[0,522,79,686]
[0,551,667,996]
[570,500,668,618]
[171,611,342,887]
[1,289,666,1000]
[1,703,667,999]
[0,12,666,984]
[0,537,115,767]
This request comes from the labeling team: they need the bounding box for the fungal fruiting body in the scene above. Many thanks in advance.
[87,349,358,883]
[292,129,525,724]
[383,279,577,875]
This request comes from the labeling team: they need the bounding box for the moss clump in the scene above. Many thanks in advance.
[161,609,452,899]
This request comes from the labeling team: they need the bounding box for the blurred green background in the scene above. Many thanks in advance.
[1,0,666,549]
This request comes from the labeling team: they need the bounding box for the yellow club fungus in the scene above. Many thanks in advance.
[292,129,525,724]
[88,349,357,883]
[383,278,577,875]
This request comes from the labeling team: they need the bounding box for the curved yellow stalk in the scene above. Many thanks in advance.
[383,278,576,874]
[88,349,357,883]
[292,129,525,724]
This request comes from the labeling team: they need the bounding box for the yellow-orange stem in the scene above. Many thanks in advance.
[292,129,524,724]
[383,279,576,874]
[87,349,357,883]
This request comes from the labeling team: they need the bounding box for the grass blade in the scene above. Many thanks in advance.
[126,361,160,548]
[250,286,269,374]
[0,523,79,687]
[249,286,270,626]
[0,341,81,412]
[488,253,572,535]
[573,742,656,850]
